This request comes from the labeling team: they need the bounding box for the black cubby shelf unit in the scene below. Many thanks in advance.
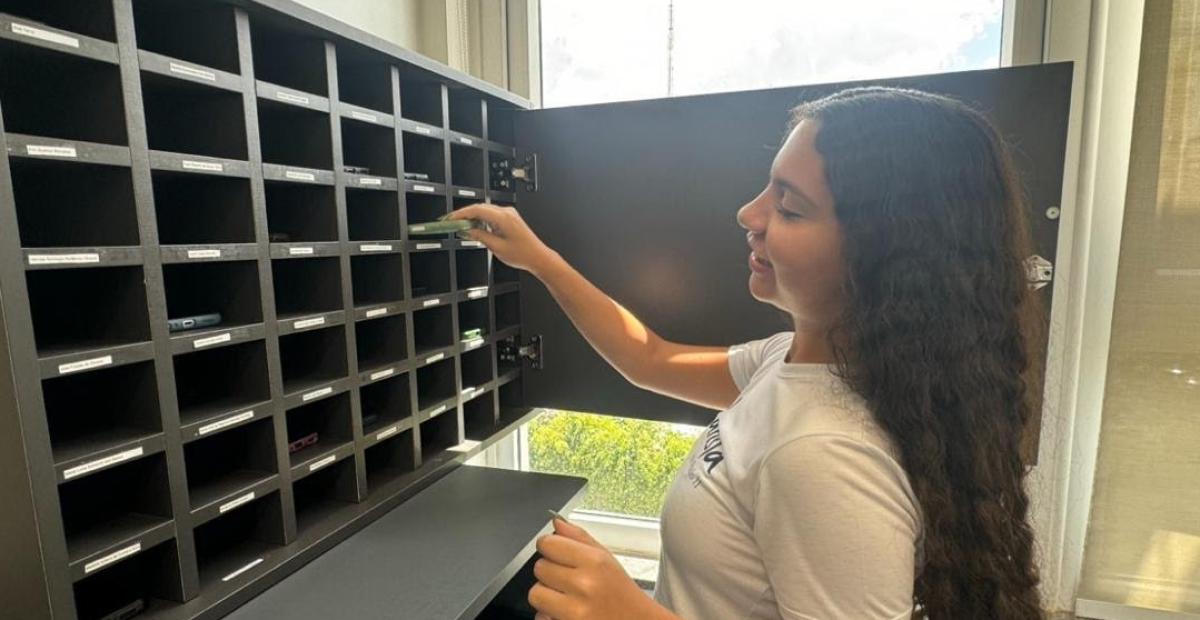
[0,1,532,619]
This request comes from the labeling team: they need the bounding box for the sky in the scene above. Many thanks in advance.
[541,0,1004,108]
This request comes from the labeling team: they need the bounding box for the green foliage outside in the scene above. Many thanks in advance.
[526,411,703,518]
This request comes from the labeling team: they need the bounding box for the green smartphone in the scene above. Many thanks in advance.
[407,219,481,235]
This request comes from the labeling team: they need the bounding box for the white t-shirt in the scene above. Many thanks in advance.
[653,332,922,620]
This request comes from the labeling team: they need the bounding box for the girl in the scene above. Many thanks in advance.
[451,86,1045,620]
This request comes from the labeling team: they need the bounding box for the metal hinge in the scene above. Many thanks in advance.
[492,154,538,193]
[1025,254,1053,290]
[499,335,543,370]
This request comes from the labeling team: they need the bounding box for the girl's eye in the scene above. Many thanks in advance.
[775,205,802,220]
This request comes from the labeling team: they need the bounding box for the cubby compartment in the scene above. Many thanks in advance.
[279,325,348,395]
[402,133,446,184]
[460,345,493,390]
[184,417,276,511]
[418,402,460,462]
[356,313,408,370]
[499,378,523,412]
[456,249,489,290]
[351,253,404,307]
[341,118,397,177]
[292,456,358,535]
[0,0,116,41]
[493,257,520,284]
[285,392,353,467]
[347,188,401,241]
[364,429,415,491]
[410,251,451,298]
[26,266,150,357]
[271,256,343,320]
[173,340,270,428]
[11,159,138,248]
[250,18,328,96]
[132,0,239,74]
[0,42,126,145]
[336,43,394,114]
[142,72,247,159]
[258,101,333,170]
[406,192,448,227]
[164,260,263,332]
[448,89,483,137]
[495,291,520,331]
[265,182,338,243]
[192,491,286,588]
[416,357,456,411]
[463,394,499,441]
[398,71,443,126]
[154,172,255,245]
[72,540,183,620]
[450,144,485,189]
[43,361,161,465]
[360,372,412,432]
[489,107,516,145]
[57,453,172,566]
[413,305,454,357]
[457,298,489,341]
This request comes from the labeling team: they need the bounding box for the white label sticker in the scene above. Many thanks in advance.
[58,355,113,375]
[461,241,483,248]
[182,160,223,172]
[463,338,484,351]
[219,492,256,514]
[457,189,477,198]
[467,287,488,299]
[222,558,264,582]
[415,242,441,250]
[351,110,379,123]
[293,317,326,330]
[414,126,432,135]
[425,352,445,364]
[187,249,221,259]
[309,454,337,472]
[365,307,388,318]
[361,244,393,252]
[370,368,395,381]
[84,543,142,574]
[413,184,436,193]
[302,386,334,402]
[64,447,145,480]
[458,137,473,145]
[169,62,216,82]
[359,177,383,186]
[29,253,99,265]
[276,91,311,105]
[198,411,255,436]
[285,169,317,182]
[376,426,400,441]
[430,405,447,417]
[193,333,232,349]
[26,144,78,158]
[448,439,481,453]
[11,22,79,48]
[422,298,440,307]
[461,386,477,396]
[288,246,314,256]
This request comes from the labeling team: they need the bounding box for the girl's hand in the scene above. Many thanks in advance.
[529,517,669,620]
[447,204,559,277]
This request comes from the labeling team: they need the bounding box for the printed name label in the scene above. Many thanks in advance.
[462,386,478,396]
[198,411,255,436]
[169,62,216,81]
[361,244,392,252]
[293,317,325,330]
[430,405,447,417]
[458,137,473,145]
[302,386,333,402]
[29,253,99,265]
[376,426,400,441]
[370,368,395,381]
[84,543,141,574]
[365,307,388,318]
[27,144,77,158]
[467,287,488,299]
[425,353,445,364]
[182,160,223,172]
[288,246,314,255]
[413,184,435,193]
[276,91,310,105]
[422,298,440,307]
[11,22,79,48]
[359,177,383,186]
[309,454,337,472]
[461,241,483,248]
[415,242,441,250]
[463,338,484,350]
[64,447,145,480]
[222,558,264,582]
[351,110,379,123]
[285,170,317,182]
[58,355,113,375]
[457,189,477,198]
[414,126,432,135]
[219,492,256,514]
[187,249,221,259]
[193,333,232,349]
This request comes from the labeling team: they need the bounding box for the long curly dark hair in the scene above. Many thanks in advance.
[793,87,1045,619]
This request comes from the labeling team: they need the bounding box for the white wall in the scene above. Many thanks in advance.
[292,0,422,52]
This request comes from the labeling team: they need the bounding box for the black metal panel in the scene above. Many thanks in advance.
[513,63,1073,427]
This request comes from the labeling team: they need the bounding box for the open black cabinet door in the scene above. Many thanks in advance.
[505,63,1072,429]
